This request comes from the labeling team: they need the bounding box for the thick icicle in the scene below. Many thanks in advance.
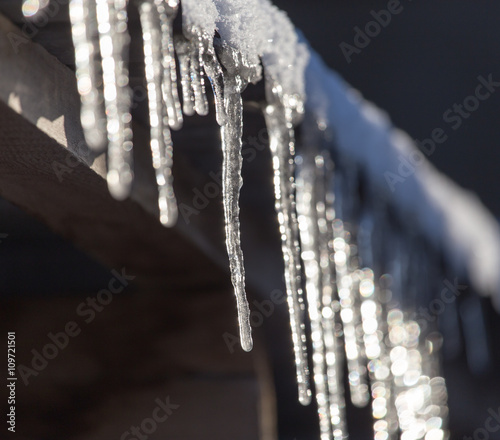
[217,45,260,353]
[95,0,133,200]
[155,0,183,130]
[264,81,311,405]
[69,0,107,151]
[138,0,177,226]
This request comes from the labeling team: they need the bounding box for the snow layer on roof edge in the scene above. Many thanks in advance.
[304,50,500,307]
[181,0,219,36]
[182,0,309,99]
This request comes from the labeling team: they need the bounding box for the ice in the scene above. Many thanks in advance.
[58,1,500,438]
[213,0,308,100]
[188,33,209,116]
[304,50,500,307]
[175,35,196,116]
[217,44,260,353]
[69,0,107,151]
[138,0,177,226]
[201,35,227,126]
[295,155,330,437]
[95,0,133,200]
[265,81,311,405]
[156,0,183,130]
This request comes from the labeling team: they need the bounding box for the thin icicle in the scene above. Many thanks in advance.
[175,31,209,118]
[330,165,371,408]
[95,0,133,200]
[315,154,348,439]
[332,220,370,408]
[69,0,107,151]
[155,0,183,130]
[296,154,332,439]
[175,35,195,116]
[264,81,311,406]
[189,33,209,116]
[138,0,177,226]
[217,45,260,353]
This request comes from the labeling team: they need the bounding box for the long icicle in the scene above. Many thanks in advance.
[295,153,332,438]
[332,166,371,408]
[155,0,183,130]
[218,46,255,352]
[69,0,107,151]
[264,81,311,405]
[138,0,177,226]
[95,0,133,200]
[316,154,347,439]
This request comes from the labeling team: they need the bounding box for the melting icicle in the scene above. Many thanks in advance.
[69,0,107,151]
[95,0,133,199]
[138,0,177,226]
[264,81,311,406]
[155,0,183,130]
[217,44,260,353]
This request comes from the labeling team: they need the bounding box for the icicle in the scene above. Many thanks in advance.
[95,0,133,200]
[69,0,107,151]
[332,223,370,408]
[264,81,311,406]
[328,164,370,408]
[155,0,183,130]
[358,268,398,440]
[201,36,227,126]
[297,151,349,439]
[175,35,195,116]
[316,154,347,439]
[138,0,177,226]
[217,44,260,353]
[189,33,209,116]
[175,31,209,118]
[296,154,331,438]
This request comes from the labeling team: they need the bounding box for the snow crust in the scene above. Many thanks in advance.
[305,50,500,305]
[183,0,308,99]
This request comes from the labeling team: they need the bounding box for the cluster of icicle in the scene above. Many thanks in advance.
[25,0,451,438]
[294,128,450,440]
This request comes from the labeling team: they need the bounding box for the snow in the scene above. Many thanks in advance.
[304,49,500,305]
[182,0,308,101]
[181,0,218,37]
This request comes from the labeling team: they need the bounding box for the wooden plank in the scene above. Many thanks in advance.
[0,10,286,295]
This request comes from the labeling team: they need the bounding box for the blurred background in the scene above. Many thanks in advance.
[1,1,500,439]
